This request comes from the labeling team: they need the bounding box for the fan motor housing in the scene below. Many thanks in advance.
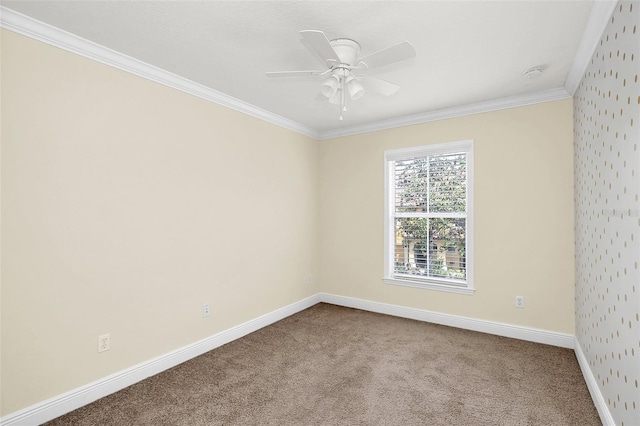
[329,38,361,66]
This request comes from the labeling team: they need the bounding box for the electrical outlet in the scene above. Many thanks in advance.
[515,296,524,308]
[203,303,211,317]
[98,334,110,353]
[306,274,312,285]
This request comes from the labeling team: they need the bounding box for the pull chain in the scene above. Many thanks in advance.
[339,75,346,120]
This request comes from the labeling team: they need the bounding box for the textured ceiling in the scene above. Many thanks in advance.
[2,1,597,135]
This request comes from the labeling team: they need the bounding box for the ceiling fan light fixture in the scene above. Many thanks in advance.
[346,76,365,100]
[328,88,341,105]
[267,30,416,121]
[320,75,340,98]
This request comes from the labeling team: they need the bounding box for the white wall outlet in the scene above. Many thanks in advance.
[98,333,110,353]
[203,303,211,317]
[306,274,312,285]
[515,296,525,308]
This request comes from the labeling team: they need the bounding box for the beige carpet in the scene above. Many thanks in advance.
[45,303,600,425]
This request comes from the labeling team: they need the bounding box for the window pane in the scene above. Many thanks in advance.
[394,158,429,213]
[394,154,466,214]
[429,154,466,213]
[394,217,466,281]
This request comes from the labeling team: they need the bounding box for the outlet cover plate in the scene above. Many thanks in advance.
[98,333,110,352]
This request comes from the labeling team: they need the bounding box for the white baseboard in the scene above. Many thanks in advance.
[318,293,575,349]
[1,292,577,425]
[0,294,321,426]
[574,339,615,426]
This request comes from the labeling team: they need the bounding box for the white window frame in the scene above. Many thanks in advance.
[383,140,474,295]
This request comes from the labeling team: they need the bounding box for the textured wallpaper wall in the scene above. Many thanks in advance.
[573,1,640,425]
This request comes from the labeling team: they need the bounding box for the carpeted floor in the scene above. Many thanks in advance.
[45,303,600,425]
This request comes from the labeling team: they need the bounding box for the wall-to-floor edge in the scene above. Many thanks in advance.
[1,293,582,425]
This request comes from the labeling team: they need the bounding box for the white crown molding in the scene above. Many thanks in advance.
[317,87,572,140]
[564,0,618,95]
[574,339,615,426]
[0,1,615,141]
[1,6,581,143]
[0,294,322,426]
[319,293,575,348]
[0,6,321,140]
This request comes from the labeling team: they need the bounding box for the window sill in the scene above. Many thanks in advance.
[383,277,475,295]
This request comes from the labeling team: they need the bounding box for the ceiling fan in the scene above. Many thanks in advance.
[266,30,416,120]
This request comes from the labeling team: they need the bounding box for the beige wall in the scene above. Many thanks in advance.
[1,27,577,418]
[320,99,575,333]
[1,30,319,415]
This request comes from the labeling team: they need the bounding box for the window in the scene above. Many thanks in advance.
[383,140,474,294]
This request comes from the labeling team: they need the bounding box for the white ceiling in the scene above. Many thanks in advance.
[1,1,609,138]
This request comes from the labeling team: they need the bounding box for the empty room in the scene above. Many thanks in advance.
[1,1,638,425]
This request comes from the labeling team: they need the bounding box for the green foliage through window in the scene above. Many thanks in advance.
[392,153,467,282]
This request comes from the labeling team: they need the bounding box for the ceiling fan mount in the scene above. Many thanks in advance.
[328,38,361,67]
[267,31,416,121]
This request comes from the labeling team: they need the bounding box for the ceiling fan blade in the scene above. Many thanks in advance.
[358,41,416,70]
[300,30,340,67]
[363,75,400,96]
[265,70,323,77]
